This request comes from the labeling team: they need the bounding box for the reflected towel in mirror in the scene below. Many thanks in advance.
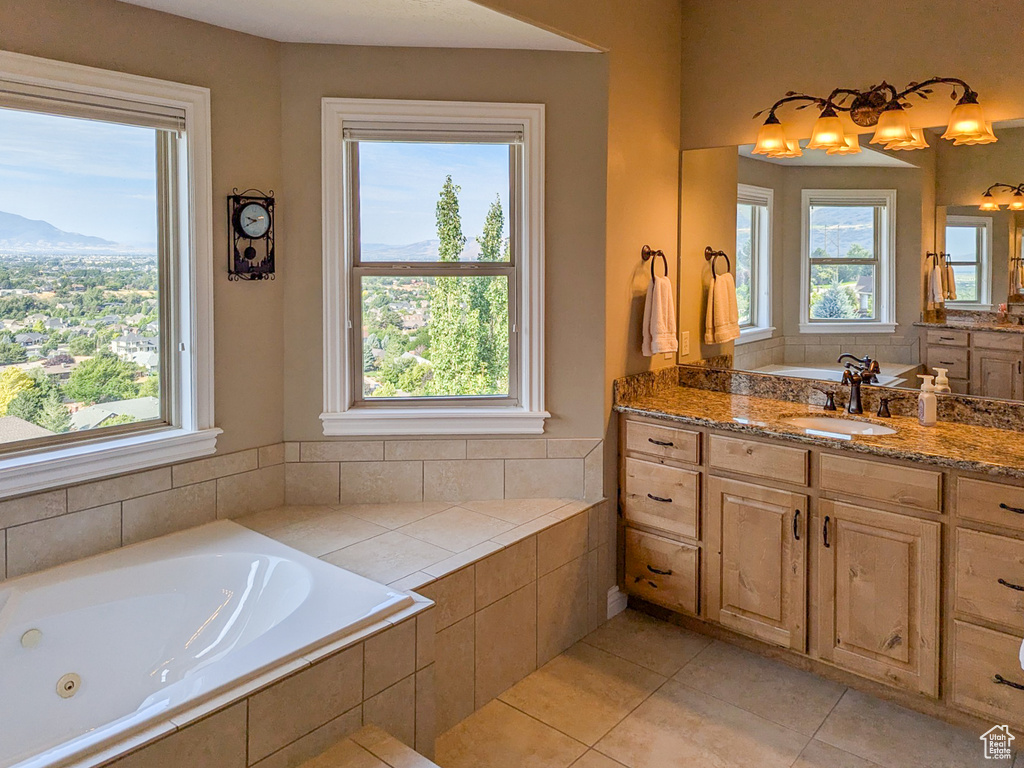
[928,263,944,305]
[642,273,678,355]
[944,262,957,301]
[704,272,740,345]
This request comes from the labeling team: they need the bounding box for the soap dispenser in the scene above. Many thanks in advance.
[918,375,937,426]
[933,368,951,394]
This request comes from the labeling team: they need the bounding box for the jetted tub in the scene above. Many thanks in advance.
[0,521,414,768]
[752,362,919,388]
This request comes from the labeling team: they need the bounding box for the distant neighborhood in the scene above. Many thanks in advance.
[0,211,161,444]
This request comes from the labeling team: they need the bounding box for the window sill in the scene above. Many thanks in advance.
[947,302,994,311]
[320,407,551,436]
[735,326,776,345]
[799,322,897,335]
[0,427,221,499]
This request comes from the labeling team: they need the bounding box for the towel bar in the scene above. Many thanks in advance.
[704,246,732,278]
[641,245,669,279]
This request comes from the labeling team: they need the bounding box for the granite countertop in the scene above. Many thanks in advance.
[616,385,1024,479]
[914,320,1024,335]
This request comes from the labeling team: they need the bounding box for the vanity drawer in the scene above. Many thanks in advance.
[955,528,1024,631]
[958,477,1024,533]
[819,454,942,512]
[973,331,1024,352]
[624,528,699,615]
[624,419,700,464]
[926,329,969,347]
[623,457,700,539]
[926,345,969,380]
[951,620,1024,729]
[708,435,808,486]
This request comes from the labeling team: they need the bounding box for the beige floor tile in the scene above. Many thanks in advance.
[461,498,570,525]
[792,740,882,768]
[339,501,452,529]
[816,689,997,768]
[674,641,845,736]
[400,507,512,552]
[499,642,666,746]
[437,700,587,768]
[300,739,386,768]
[571,752,628,768]
[594,680,809,768]
[269,510,388,557]
[582,609,711,677]
[322,531,453,586]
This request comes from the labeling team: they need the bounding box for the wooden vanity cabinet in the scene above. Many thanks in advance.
[706,476,808,652]
[970,347,1023,400]
[924,328,1024,398]
[815,499,941,697]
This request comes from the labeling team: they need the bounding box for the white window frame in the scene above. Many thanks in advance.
[0,51,217,498]
[321,98,547,436]
[799,188,897,334]
[944,215,993,308]
[735,184,775,345]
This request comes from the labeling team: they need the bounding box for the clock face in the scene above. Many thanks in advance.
[237,202,270,239]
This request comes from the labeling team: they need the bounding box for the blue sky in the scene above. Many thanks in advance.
[359,141,510,245]
[0,107,157,248]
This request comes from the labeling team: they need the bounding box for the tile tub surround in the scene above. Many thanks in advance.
[296,724,443,768]
[238,497,618,737]
[437,609,1011,768]
[615,383,1024,480]
[282,438,605,506]
[99,596,434,768]
[0,443,286,582]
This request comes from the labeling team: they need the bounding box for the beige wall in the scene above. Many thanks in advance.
[278,44,608,441]
[2,0,285,455]
[679,0,1024,150]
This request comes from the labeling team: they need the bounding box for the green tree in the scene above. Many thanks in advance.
[0,342,27,364]
[811,284,859,319]
[0,368,33,416]
[138,374,160,398]
[63,354,141,404]
[37,393,70,433]
[69,335,97,357]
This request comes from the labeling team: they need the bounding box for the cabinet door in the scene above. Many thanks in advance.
[816,500,941,697]
[970,349,1022,400]
[706,476,807,651]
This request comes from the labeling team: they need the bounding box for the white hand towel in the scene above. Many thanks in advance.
[944,263,957,301]
[642,274,677,356]
[928,263,944,305]
[704,272,740,345]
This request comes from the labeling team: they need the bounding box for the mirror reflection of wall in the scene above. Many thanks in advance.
[681,122,1024,401]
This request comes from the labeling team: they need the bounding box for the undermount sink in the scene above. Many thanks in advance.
[784,416,898,438]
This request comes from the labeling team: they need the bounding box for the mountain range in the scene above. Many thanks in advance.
[363,239,484,261]
[0,210,122,252]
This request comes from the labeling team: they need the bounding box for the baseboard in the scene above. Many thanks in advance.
[606,586,628,619]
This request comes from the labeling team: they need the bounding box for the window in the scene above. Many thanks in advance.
[944,215,992,306]
[735,184,774,343]
[800,189,896,333]
[322,99,546,435]
[0,51,216,496]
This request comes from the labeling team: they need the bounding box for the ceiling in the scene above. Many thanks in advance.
[116,0,596,51]
[738,141,916,168]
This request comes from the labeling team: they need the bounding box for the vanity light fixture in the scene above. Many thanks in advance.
[979,183,1024,211]
[752,77,996,157]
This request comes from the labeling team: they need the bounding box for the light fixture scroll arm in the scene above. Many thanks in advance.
[897,77,978,105]
[753,93,829,122]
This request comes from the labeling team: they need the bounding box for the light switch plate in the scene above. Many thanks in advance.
[679,331,690,356]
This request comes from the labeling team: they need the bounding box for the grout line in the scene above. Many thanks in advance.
[808,686,850,743]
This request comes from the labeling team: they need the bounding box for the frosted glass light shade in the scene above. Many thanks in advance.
[884,128,929,151]
[1009,193,1024,211]
[752,119,788,155]
[953,121,997,145]
[807,113,845,150]
[826,133,862,155]
[870,107,913,144]
[942,100,988,141]
[979,193,1000,212]
[768,138,803,158]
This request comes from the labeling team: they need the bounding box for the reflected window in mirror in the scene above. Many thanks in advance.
[800,189,896,333]
[735,184,774,344]
[945,216,992,306]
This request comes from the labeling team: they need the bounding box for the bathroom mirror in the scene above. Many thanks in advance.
[681,119,1024,401]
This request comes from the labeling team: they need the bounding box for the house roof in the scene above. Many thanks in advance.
[70,397,160,431]
[0,416,54,442]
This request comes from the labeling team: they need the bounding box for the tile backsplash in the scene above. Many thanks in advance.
[0,437,603,582]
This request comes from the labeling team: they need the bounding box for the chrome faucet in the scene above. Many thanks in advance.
[837,354,879,415]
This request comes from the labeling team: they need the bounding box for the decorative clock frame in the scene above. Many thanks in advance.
[227,188,275,281]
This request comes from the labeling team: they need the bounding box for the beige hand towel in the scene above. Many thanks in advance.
[927,263,944,306]
[642,274,678,355]
[944,263,957,301]
[704,272,740,345]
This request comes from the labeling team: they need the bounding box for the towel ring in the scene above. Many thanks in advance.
[641,245,669,279]
[704,246,731,278]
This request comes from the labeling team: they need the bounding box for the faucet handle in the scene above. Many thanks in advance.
[813,387,837,411]
[876,396,892,418]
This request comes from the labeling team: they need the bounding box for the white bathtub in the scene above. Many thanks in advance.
[0,521,414,768]
[752,363,918,388]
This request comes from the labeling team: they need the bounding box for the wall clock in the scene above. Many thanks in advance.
[228,188,275,281]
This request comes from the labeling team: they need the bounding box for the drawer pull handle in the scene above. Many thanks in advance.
[998,578,1024,592]
[939,336,956,341]
[994,674,1024,691]
[793,510,801,541]
[938,361,956,366]
[647,565,673,576]
[823,516,831,548]
[647,493,673,503]
[648,438,674,447]
[999,503,1024,515]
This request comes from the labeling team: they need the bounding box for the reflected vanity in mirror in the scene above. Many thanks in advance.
[681,118,1024,402]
